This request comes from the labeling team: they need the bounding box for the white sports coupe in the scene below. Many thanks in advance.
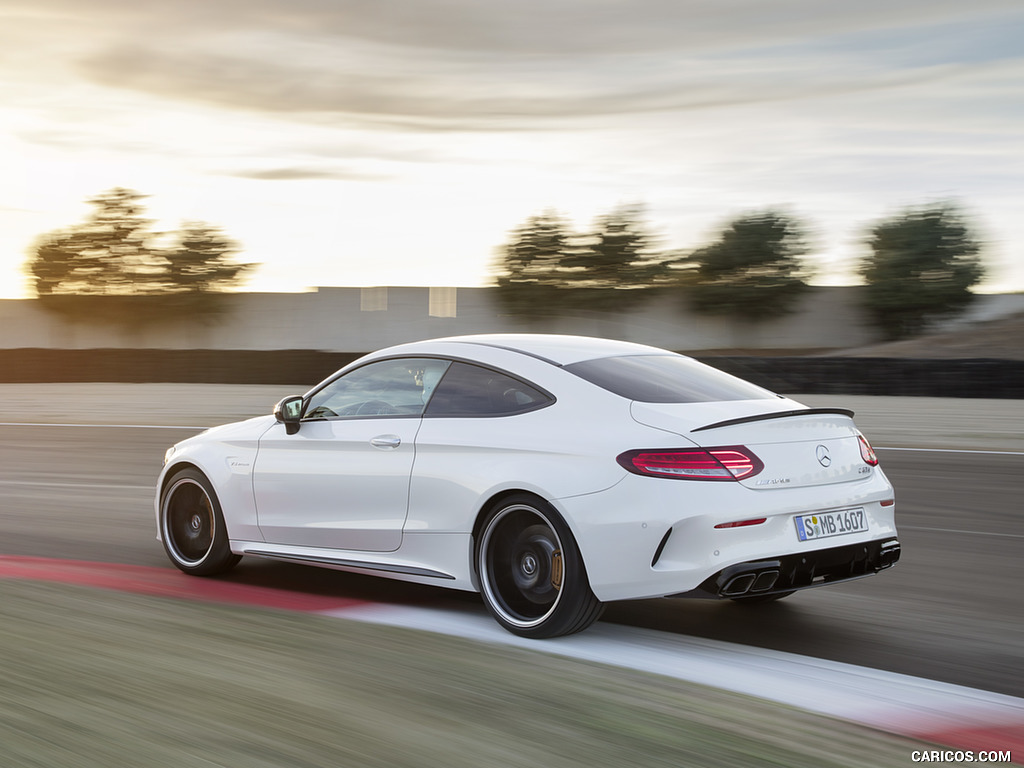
[156,334,900,637]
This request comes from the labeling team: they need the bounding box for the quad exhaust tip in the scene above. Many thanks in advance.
[679,539,903,601]
[723,568,780,596]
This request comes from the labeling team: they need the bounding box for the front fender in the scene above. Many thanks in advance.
[155,415,275,543]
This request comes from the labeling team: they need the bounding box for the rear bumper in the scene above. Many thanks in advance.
[671,537,901,599]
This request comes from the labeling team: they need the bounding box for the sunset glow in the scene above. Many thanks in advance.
[2,1,1022,298]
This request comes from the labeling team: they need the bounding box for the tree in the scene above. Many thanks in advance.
[681,211,812,319]
[556,204,664,311]
[28,188,167,297]
[859,203,985,340]
[493,210,571,315]
[494,205,664,316]
[26,188,252,322]
[559,205,661,288]
[164,223,251,293]
[29,232,81,297]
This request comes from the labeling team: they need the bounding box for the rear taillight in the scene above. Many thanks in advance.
[858,434,879,466]
[617,446,764,481]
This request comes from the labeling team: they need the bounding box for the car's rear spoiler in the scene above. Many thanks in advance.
[691,407,856,434]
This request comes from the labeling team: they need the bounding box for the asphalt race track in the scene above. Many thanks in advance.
[1,420,1020,701]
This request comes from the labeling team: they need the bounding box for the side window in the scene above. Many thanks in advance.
[305,358,450,419]
[425,362,553,417]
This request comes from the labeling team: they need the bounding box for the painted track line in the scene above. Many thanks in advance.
[877,446,1024,456]
[0,480,151,490]
[0,422,206,430]
[900,524,1024,539]
[1,555,1021,760]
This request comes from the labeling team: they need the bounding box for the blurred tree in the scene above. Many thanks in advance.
[859,203,985,340]
[557,204,664,311]
[680,211,812,319]
[164,223,251,293]
[494,205,664,316]
[28,188,166,296]
[26,188,252,322]
[493,210,573,315]
[29,232,81,297]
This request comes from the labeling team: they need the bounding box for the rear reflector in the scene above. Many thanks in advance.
[880,498,895,507]
[714,518,768,529]
[617,446,764,481]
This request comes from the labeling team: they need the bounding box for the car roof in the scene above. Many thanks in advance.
[432,334,675,366]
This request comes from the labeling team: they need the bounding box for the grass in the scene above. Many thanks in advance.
[0,580,929,768]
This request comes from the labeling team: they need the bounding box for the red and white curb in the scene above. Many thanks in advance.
[2,555,1021,761]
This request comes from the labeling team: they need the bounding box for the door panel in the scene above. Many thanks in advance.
[251,357,449,553]
[253,418,420,552]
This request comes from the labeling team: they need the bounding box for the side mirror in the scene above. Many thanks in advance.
[273,395,304,435]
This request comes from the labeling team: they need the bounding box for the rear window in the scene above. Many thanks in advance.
[564,355,775,403]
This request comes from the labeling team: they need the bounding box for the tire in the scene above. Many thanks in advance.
[160,467,241,576]
[730,591,795,605]
[476,494,603,638]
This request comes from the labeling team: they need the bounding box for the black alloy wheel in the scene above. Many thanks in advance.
[160,467,240,576]
[477,494,603,638]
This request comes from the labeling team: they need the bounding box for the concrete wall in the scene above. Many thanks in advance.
[2,286,1019,353]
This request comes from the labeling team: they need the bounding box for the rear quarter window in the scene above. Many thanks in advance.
[425,362,553,417]
[564,355,775,403]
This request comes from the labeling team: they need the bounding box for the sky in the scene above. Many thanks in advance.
[1,0,1022,299]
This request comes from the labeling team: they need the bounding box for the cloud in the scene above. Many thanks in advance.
[71,41,994,134]
[8,0,1023,134]
[24,0,1023,54]
[227,166,391,181]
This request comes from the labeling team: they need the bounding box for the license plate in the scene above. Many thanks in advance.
[795,508,868,541]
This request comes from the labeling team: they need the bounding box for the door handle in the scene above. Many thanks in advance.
[370,435,401,449]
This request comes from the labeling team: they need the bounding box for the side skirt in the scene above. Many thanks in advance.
[240,548,456,580]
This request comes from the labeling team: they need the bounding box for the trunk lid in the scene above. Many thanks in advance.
[630,400,871,489]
